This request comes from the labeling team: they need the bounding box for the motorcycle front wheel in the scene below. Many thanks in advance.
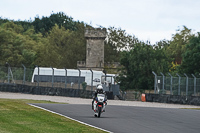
[98,106,102,118]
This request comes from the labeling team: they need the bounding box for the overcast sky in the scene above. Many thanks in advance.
[1,0,200,44]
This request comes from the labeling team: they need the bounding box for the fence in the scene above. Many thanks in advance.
[0,65,119,99]
[152,71,200,96]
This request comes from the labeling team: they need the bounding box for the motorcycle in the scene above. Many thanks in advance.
[93,93,106,117]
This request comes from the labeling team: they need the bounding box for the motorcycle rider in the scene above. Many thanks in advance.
[92,84,107,111]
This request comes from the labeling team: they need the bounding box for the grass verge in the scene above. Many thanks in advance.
[181,108,200,110]
[0,98,106,133]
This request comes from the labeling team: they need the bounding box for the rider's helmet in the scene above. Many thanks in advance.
[97,84,103,89]
[96,84,103,93]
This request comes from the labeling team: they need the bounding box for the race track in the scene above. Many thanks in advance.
[32,103,200,133]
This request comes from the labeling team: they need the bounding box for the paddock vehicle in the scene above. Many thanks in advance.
[31,67,115,87]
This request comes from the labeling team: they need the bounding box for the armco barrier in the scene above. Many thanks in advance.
[0,83,115,100]
[145,93,200,106]
[106,91,114,100]
[0,83,93,99]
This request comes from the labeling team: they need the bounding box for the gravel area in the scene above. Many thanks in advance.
[0,92,199,109]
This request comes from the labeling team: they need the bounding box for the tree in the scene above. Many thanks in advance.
[167,26,194,64]
[14,20,32,32]
[0,13,87,69]
[0,17,9,25]
[32,12,84,36]
[180,33,200,75]
[0,22,44,67]
[105,27,138,51]
[37,24,86,68]
[117,41,171,91]
[104,27,139,63]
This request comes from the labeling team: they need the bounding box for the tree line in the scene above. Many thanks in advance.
[0,12,200,91]
[113,26,200,91]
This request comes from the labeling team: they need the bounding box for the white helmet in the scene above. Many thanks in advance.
[97,84,103,90]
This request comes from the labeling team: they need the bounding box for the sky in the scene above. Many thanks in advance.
[1,0,200,44]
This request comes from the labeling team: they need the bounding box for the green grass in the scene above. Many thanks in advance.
[181,108,200,110]
[0,99,106,133]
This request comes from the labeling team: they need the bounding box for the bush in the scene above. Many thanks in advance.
[82,82,87,91]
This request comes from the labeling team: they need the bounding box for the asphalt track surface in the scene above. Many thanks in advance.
[32,103,200,133]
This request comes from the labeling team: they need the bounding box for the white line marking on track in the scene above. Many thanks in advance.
[29,104,113,133]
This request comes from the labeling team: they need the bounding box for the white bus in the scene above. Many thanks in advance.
[31,67,115,86]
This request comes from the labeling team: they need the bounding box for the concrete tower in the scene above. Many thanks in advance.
[77,28,106,70]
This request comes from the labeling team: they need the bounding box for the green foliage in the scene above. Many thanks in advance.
[104,27,138,63]
[117,42,171,91]
[104,27,140,74]
[82,82,87,90]
[0,70,7,80]
[36,24,86,68]
[106,27,138,51]
[180,33,200,74]
[2,21,24,33]
[14,20,33,32]
[167,26,194,64]
[32,12,84,36]
[169,62,180,76]
[0,22,42,67]
[0,12,86,69]
[0,17,9,25]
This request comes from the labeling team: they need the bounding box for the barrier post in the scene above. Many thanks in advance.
[176,73,181,95]
[184,73,188,96]
[78,68,81,90]
[22,64,26,85]
[35,65,39,88]
[51,67,54,88]
[5,62,10,83]
[160,72,165,94]
[168,73,173,95]
[65,68,67,89]
[90,69,93,91]
[152,71,157,94]
[191,74,196,96]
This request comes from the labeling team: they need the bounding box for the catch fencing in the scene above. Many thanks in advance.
[152,71,200,96]
[0,66,86,89]
[0,65,119,99]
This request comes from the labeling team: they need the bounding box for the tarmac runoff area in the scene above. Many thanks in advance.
[0,92,200,109]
